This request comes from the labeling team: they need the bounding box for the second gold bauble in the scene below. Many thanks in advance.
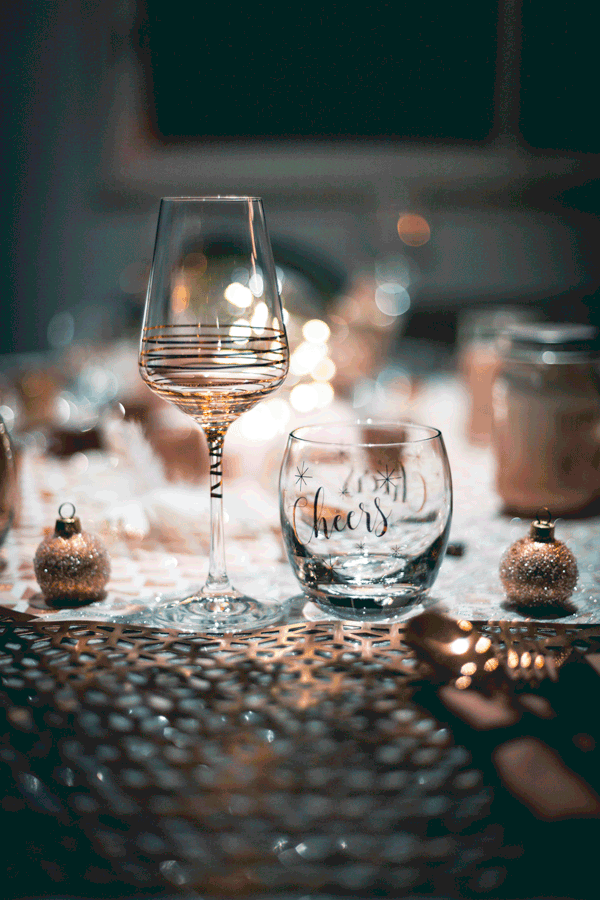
[499,512,578,609]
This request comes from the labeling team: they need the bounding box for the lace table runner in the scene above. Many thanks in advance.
[1,444,600,629]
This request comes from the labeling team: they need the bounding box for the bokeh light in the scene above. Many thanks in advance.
[313,381,334,407]
[290,341,327,376]
[312,357,336,382]
[171,282,189,314]
[302,319,331,343]
[231,319,250,343]
[290,383,320,413]
[375,283,411,317]
[248,272,264,296]
[397,213,431,246]
[225,282,253,308]
[238,398,291,442]
[251,302,269,332]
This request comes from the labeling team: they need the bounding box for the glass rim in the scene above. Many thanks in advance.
[160,195,262,203]
[288,419,443,448]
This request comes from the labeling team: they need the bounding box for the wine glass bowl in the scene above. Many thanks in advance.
[139,323,289,427]
[139,197,289,632]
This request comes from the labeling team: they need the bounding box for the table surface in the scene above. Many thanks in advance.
[2,608,600,899]
[3,418,600,899]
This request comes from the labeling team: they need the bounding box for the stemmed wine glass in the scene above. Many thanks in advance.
[139,197,289,631]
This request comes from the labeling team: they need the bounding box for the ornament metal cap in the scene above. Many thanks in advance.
[55,502,82,538]
[529,508,555,543]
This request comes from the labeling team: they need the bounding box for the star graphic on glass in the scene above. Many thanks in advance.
[375,465,399,492]
[322,555,336,573]
[391,545,403,558]
[339,486,350,497]
[295,463,312,488]
[356,541,367,554]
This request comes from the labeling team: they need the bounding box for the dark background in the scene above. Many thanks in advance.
[136,0,599,152]
[138,2,499,143]
[2,0,600,357]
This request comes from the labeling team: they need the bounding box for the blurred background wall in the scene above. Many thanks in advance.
[3,0,600,359]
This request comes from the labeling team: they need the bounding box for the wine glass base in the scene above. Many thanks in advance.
[132,590,288,634]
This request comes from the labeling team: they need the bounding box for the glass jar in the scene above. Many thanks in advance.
[457,305,540,446]
[492,323,600,516]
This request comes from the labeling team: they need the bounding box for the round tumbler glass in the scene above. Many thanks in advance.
[280,421,452,620]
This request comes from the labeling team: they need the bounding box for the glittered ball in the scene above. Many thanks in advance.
[34,503,110,606]
[499,518,578,609]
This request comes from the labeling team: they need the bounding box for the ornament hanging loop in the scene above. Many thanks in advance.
[531,507,555,542]
[537,507,551,525]
[58,501,76,520]
[55,502,81,538]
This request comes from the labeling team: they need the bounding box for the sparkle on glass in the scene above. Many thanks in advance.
[375,465,399,492]
[322,555,336,573]
[391,546,403,558]
[295,464,312,488]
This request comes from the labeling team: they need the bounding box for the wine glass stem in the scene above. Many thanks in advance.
[204,427,232,594]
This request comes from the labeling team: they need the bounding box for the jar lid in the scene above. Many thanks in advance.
[502,322,600,360]
[458,306,540,343]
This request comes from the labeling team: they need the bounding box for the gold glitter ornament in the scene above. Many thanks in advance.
[34,503,110,606]
[499,510,578,610]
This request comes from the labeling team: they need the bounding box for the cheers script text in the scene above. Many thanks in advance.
[293,486,392,542]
